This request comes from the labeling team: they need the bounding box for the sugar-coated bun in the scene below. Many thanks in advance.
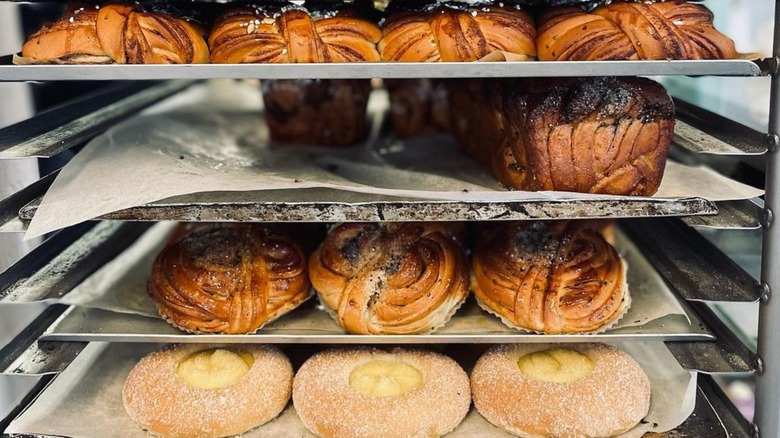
[471,343,651,438]
[293,347,471,438]
[123,344,292,438]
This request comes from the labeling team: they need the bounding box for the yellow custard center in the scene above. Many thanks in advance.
[176,349,254,389]
[349,360,423,397]
[517,348,595,383]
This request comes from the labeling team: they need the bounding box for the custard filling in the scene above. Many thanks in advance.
[517,348,595,383]
[176,348,254,389]
[349,360,423,397]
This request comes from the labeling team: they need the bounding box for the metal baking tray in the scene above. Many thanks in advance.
[0,57,766,81]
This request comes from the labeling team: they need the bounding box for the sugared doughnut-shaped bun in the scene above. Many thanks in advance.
[471,343,651,438]
[293,347,471,438]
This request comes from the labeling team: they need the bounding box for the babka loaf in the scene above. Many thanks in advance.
[449,77,674,195]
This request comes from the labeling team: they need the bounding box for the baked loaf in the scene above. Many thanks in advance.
[148,224,311,334]
[209,3,381,63]
[538,1,738,60]
[293,347,470,438]
[386,79,451,138]
[310,223,469,334]
[472,221,628,334]
[449,76,674,195]
[379,2,536,61]
[471,343,651,438]
[123,344,292,438]
[20,3,208,64]
[262,79,371,146]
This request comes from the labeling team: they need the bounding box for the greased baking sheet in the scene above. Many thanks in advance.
[25,80,764,238]
[39,222,712,343]
[5,341,696,438]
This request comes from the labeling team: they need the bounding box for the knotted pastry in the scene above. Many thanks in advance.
[472,221,628,334]
[148,224,312,334]
[386,79,451,138]
[208,3,381,63]
[309,223,469,335]
[20,3,208,64]
[538,1,738,60]
[448,76,674,195]
[379,2,536,61]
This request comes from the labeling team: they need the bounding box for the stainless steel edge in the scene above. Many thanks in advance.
[621,218,761,302]
[0,171,57,233]
[673,98,768,156]
[682,199,763,230]
[0,222,152,303]
[0,58,764,81]
[754,1,780,436]
[665,302,756,374]
[0,376,55,438]
[0,80,195,159]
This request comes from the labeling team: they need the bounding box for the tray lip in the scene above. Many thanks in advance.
[0,56,766,81]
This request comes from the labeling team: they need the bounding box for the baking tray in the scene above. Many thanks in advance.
[0,57,766,81]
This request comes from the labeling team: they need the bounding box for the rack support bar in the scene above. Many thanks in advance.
[754,1,780,436]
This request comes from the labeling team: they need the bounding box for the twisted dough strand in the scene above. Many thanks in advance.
[148,224,311,334]
[310,223,469,335]
[538,1,737,60]
[472,221,627,334]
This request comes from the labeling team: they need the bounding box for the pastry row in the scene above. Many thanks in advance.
[147,220,628,336]
[124,343,652,438]
[18,0,738,65]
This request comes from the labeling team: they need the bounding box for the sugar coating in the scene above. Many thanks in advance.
[471,343,651,438]
[293,347,471,438]
[123,344,292,438]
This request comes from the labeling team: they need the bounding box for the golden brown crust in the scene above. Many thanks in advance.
[472,221,627,334]
[309,223,469,335]
[209,6,381,63]
[537,1,737,61]
[293,347,471,438]
[379,5,536,62]
[123,344,292,438]
[471,343,651,438]
[20,3,208,64]
[449,77,674,196]
[148,224,312,334]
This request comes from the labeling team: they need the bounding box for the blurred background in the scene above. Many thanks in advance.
[0,0,772,425]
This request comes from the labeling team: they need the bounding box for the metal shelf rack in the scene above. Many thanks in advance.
[0,2,777,437]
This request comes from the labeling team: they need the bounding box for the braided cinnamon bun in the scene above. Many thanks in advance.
[309,223,469,335]
[208,3,381,63]
[148,224,312,334]
[20,3,208,64]
[378,1,536,62]
[472,221,628,334]
[537,1,738,60]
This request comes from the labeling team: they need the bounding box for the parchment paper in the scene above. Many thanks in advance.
[25,80,764,239]
[5,341,696,438]
[57,222,687,333]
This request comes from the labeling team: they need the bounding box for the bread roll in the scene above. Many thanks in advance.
[386,79,450,138]
[20,3,208,64]
[208,2,381,63]
[471,343,651,438]
[123,344,292,438]
[309,223,469,334]
[379,1,536,61]
[293,347,470,438]
[472,221,628,334]
[449,76,674,196]
[148,224,312,334]
[537,1,738,60]
[261,79,371,146]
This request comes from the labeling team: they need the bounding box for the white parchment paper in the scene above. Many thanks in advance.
[6,341,696,438]
[57,222,687,334]
[25,80,764,238]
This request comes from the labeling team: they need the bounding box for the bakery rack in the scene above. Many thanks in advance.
[0,1,777,437]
